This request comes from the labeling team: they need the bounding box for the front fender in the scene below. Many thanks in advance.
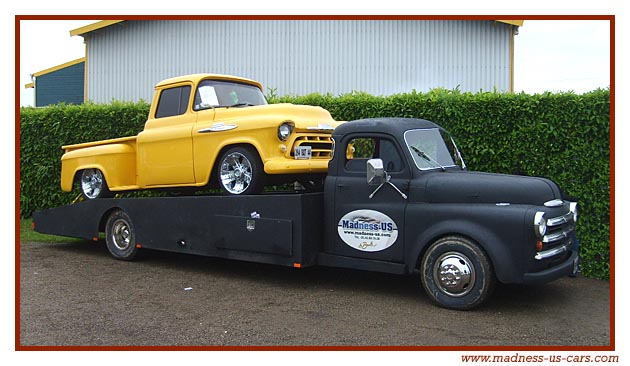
[405,204,529,284]
[193,135,268,186]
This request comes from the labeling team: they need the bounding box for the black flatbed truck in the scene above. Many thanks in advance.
[33,118,579,310]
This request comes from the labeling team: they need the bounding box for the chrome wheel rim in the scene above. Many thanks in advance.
[433,251,475,297]
[81,169,104,199]
[111,219,132,251]
[219,152,253,194]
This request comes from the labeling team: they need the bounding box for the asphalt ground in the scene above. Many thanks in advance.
[19,240,611,347]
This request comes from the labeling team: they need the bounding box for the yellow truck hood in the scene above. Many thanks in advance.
[213,103,342,130]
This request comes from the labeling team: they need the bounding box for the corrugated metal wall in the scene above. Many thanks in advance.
[35,62,85,106]
[85,20,513,103]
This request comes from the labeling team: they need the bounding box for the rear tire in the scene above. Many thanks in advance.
[421,236,495,310]
[105,210,138,261]
[80,168,112,200]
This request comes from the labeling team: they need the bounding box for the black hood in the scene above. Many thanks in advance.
[412,171,561,205]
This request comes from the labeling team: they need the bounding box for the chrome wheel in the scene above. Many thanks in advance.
[110,219,132,251]
[219,152,253,194]
[81,169,105,199]
[105,210,138,261]
[433,251,475,297]
[421,236,495,310]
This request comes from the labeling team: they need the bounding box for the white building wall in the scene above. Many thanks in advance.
[85,20,514,103]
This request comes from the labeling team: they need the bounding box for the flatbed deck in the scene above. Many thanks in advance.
[33,193,324,268]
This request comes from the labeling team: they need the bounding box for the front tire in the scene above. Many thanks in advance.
[80,168,112,199]
[217,146,264,195]
[105,210,138,261]
[421,236,495,310]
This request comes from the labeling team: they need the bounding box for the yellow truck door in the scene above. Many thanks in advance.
[137,84,198,187]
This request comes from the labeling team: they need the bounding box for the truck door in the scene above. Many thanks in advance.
[326,134,410,263]
[137,84,196,186]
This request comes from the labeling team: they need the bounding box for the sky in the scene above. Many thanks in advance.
[514,20,610,94]
[18,19,611,107]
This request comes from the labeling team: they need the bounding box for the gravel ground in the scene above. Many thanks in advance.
[19,240,611,348]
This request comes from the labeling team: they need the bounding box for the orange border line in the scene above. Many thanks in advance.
[608,15,616,352]
[15,14,615,352]
[15,15,22,351]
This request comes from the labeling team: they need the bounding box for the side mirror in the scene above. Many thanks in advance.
[367,158,408,200]
[367,158,385,185]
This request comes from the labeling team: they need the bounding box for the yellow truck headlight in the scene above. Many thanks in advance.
[278,122,294,141]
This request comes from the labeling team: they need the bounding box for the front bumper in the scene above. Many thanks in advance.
[264,158,330,174]
[522,249,579,284]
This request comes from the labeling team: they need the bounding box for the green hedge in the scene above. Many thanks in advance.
[20,101,151,218]
[19,89,610,279]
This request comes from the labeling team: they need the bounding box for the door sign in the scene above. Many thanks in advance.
[337,209,399,252]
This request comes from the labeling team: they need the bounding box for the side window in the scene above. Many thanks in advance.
[345,137,375,172]
[378,139,403,172]
[344,137,403,173]
[155,85,191,118]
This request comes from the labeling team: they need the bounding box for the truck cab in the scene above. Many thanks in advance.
[321,118,578,309]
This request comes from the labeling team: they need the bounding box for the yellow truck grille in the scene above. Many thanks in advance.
[291,135,334,159]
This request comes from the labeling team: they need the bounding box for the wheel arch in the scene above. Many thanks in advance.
[98,206,126,232]
[407,220,520,284]
[62,163,108,192]
[61,142,136,191]
[207,142,265,186]
[71,164,110,185]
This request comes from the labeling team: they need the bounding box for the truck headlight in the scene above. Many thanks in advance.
[278,122,294,141]
[569,202,578,223]
[534,211,547,239]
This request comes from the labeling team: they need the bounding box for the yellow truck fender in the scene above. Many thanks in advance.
[60,140,137,192]
[196,137,267,186]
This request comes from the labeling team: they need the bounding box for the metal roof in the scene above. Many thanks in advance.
[24,57,85,89]
[496,20,524,26]
[31,58,85,77]
[69,19,523,37]
[69,20,124,36]
[333,118,441,139]
[156,73,263,91]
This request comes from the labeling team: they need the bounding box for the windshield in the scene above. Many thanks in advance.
[404,128,465,170]
[193,79,267,110]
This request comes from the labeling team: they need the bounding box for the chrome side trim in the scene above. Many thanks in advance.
[198,123,238,133]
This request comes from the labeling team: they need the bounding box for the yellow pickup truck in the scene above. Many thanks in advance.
[61,74,342,198]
